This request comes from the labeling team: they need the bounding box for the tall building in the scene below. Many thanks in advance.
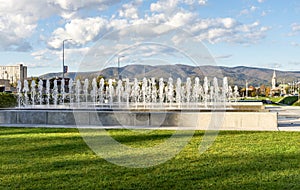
[0,64,27,84]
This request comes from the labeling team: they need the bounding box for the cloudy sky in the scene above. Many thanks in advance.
[0,0,300,76]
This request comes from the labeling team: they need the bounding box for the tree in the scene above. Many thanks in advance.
[250,88,257,97]
[265,87,271,97]
[240,88,246,97]
[259,84,266,96]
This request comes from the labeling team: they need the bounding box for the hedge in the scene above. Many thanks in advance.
[0,92,17,108]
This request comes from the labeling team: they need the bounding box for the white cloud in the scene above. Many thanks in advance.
[191,18,269,44]
[291,23,300,32]
[258,0,265,3]
[207,28,232,43]
[150,0,179,13]
[250,6,258,11]
[48,17,109,49]
[291,42,300,46]
[47,0,121,11]
[119,2,140,19]
[288,23,300,36]
[222,18,237,28]
[109,19,129,30]
[166,11,196,27]
[182,0,207,6]
[66,17,108,43]
[198,0,207,5]
[239,5,258,16]
[182,0,195,5]
[0,0,121,51]
[0,0,46,51]
[0,0,271,55]
[215,54,233,59]
[31,49,53,61]
[239,9,250,15]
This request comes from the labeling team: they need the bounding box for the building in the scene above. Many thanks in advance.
[0,79,10,92]
[271,70,276,90]
[271,70,282,96]
[0,64,27,84]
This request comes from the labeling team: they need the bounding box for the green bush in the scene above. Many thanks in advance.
[292,100,300,106]
[0,92,17,108]
[278,96,298,105]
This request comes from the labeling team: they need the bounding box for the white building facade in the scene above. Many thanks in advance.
[0,64,27,84]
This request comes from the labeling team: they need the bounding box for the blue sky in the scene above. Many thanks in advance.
[0,0,300,76]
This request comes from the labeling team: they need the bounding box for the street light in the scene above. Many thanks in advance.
[117,55,125,80]
[62,39,72,80]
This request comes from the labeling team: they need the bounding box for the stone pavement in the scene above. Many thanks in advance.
[267,106,300,131]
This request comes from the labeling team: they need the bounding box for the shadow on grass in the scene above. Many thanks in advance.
[0,127,79,135]
[2,150,299,189]
[0,127,299,189]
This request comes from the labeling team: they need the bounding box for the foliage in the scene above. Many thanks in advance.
[265,87,271,97]
[0,128,299,189]
[269,96,284,103]
[292,99,300,106]
[278,96,299,105]
[243,96,282,104]
[0,92,17,108]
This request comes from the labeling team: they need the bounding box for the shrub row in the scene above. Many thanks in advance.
[0,92,17,108]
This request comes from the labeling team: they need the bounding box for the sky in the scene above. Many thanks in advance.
[0,0,300,76]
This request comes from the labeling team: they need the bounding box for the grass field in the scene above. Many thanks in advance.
[0,127,299,189]
[244,96,283,103]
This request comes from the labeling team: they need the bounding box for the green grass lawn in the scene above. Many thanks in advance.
[0,128,299,189]
[244,96,283,103]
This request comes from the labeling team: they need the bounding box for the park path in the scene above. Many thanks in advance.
[267,106,300,131]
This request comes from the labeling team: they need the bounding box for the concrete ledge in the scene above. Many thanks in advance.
[195,112,278,131]
[17,111,47,124]
[0,110,278,131]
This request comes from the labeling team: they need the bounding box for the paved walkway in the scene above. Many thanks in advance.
[267,106,300,131]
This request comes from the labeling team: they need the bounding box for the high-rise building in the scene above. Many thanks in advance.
[0,64,27,84]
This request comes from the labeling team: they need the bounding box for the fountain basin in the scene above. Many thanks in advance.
[0,103,278,131]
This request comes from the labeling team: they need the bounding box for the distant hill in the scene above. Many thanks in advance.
[39,64,300,87]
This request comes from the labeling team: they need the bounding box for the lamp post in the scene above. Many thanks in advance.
[117,55,125,80]
[62,39,72,80]
[245,80,248,97]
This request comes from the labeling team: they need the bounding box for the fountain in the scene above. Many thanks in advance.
[38,79,43,105]
[0,75,277,131]
[69,78,74,105]
[30,80,36,106]
[22,80,29,107]
[83,79,89,106]
[17,80,22,108]
[61,79,65,104]
[91,78,98,105]
[53,79,58,106]
[75,79,81,105]
[176,78,182,106]
[13,76,263,111]
[46,79,50,106]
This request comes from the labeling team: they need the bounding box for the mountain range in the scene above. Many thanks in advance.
[39,64,300,87]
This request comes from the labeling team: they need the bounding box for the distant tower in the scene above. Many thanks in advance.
[271,70,276,90]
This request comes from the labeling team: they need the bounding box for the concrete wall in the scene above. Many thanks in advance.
[0,110,278,131]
